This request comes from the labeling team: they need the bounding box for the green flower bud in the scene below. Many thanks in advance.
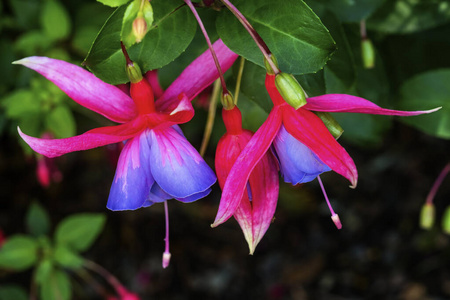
[420,203,435,230]
[442,205,450,235]
[274,73,306,109]
[126,62,143,83]
[264,55,279,75]
[221,92,235,110]
[314,112,344,139]
[361,38,375,69]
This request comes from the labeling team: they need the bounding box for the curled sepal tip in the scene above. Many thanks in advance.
[275,73,307,109]
[420,203,435,230]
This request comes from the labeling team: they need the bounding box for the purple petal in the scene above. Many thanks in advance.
[304,94,440,116]
[18,119,144,158]
[14,57,137,123]
[273,125,331,185]
[147,127,216,199]
[107,132,154,211]
[156,39,238,110]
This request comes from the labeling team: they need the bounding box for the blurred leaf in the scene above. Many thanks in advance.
[0,235,38,271]
[2,90,40,118]
[0,38,17,87]
[121,0,153,47]
[55,214,106,252]
[96,0,130,7]
[398,69,450,139]
[368,0,450,34]
[54,246,84,269]
[310,0,385,22]
[26,201,51,237]
[84,0,196,84]
[295,70,326,97]
[40,269,71,300]
[35,259,53,285]
[0,285,28,300]
[45,105,76,139]
[8,0,41,30]
[216,0,336,75]
[14,31,53,56]
[40,0,71,41]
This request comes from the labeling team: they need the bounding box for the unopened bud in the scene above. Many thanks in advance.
[221,92,235,110]
[275,73,307,109]
[132,15,147,43]
[162,251,171,269]
[314,112,344,139]
[420,203,435,230]
[126,62,143,83]
[361,38,375,69]
[264,55,279,75]
[331,214,342,230]
[442,206,450,235]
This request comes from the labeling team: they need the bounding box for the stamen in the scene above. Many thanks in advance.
[162,201,171,268]
[317,175,342,230]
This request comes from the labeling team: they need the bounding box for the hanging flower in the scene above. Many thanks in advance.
[212,72,440,226]
[16,40,238,210]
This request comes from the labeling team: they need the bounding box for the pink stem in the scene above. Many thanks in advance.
[318,175,335,215]
[426,163,450,205]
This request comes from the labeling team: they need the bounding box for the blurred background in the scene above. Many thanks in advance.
[1,0,450,299]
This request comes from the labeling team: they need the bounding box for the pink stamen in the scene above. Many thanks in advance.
[317,175,342,230]
[162,201,171,268]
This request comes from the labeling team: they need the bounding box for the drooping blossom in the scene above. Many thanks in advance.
[16,39,238,210]
[213,72,440,226]
[215,105,279,253]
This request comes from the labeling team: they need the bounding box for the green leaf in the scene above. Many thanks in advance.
[0,285,28,300]
[40,0,71,41]
[84,0,196,84]
[35,259,54,285]
[2,90,40,118]
[45,105,76,139]
[309,0,385,22]
[0,235,38,271]
[54,246,84,269]
[26,201,51,237]
[368,0,450,34]
[14,31,53,56]
[96,0,130,7]
[398,69,450,139]
[40,269,71,300]
[216,0,336,75]
[55,214,106,252]
[121,0,153,47]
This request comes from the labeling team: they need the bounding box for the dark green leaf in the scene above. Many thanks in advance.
[54,246,84,269]
[0,285,28,300]
[84,0,196,84]
[368,0,450,34]
[26,201,51,237]
[398,69,450,139]
[55,214,106,252]
[216,0,336,75]
[45,105,76,139]
[0,235,38,271]
[96,0,130,7]
[309,0,385,22]
[40,0,71,41]
[40,269,71,300]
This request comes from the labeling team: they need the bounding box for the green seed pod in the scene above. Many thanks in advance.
[420,203,435,230]
[221,92,235,110]
[442,205,450,235]
[314,112,344,139]
[264,55,279,75]
[274,73,307,109]
[126,62,143,84]
[361,38,375,69]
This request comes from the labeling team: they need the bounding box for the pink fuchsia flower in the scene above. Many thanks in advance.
[36,132,63,188]
[212,72,439,226]
[215,105,279,254]
[16,40,238,210]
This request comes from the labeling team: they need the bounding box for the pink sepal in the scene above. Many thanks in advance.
[13,56,137,123]
[304,94,440,116]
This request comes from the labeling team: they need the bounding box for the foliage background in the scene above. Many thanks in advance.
[1,0,450,299]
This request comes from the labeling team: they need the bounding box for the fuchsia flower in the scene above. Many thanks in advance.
[16,40,238,210]
[215,106,279,253]
[213,73,440,226]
